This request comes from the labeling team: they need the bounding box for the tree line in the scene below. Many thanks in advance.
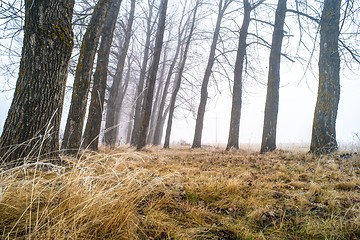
[0,0,358,167]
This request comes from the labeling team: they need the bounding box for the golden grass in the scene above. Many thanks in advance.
[1,146,360,239]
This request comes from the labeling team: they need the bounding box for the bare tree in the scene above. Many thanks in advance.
[260,0,287,153]
[226,0,264,150]
[62,0,111,154]
[152,27,184,146]
[152,1,192,146]
[82,0,123,151]
[104,0,135,147]
[136,0,168,150]
[226,0,251,150]
[147,43,169,144]
[130,0,157,146]
[164,0,199,148]
[192,0,232,148]
[0,0,75,166]
[310,0,340,154]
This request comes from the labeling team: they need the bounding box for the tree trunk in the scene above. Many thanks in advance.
[125,92,137,144]
[0,0,75,166]
[104,0,135,147]
[260,0,287,153]
[151,2,190,146]
[192,0,229,148]
[158,105,170,143]
[82,0,123,151]
[152,30,183,145]
[126,109,135,144]
[310,0,340,154]
[136,0,168,150]
[62,0,110,154]
[147,46,168,145]
[113,60,132,143]
[130,0,155,147]
[225,0,251,150]
[164,0,198,148]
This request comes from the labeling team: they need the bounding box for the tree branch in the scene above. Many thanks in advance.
[339,39,360,64]
[286,9,320,24]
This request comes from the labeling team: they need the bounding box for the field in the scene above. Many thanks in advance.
[1,146,360,239]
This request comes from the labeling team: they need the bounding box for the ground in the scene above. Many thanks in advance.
[1,146,360,239]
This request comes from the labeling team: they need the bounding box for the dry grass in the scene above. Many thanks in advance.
[1,146,360,239]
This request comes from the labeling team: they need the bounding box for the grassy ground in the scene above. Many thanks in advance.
[1,146,360,239]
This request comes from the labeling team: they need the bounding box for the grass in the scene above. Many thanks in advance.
[0,146,360,239]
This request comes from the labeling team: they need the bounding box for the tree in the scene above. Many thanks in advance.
[130,0,156,146]
[192,0,232,148]
[82,0,123,151]
[136,0,168,150]
[260,0,287,153]
[147,43,169,144]
[104,0,135,147]
[152,2,191,146]
[310,0,341,154]
[62,0,110,154]
[226,0,264,150]
[0,0,75,166]
[225,0,251,150]
[164,0,199,148]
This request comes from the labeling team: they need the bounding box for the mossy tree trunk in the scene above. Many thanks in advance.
[260,0,287,153]
[310,0,341,154]
[82,0,123,151]
[136,0,168,150]
[0,0,75,166]
[62,0,110,154]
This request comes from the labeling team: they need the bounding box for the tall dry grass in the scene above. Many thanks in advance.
[1,147,360,239]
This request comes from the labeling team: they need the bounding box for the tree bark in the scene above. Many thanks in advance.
[62,0,110,154]
[82,0,123,151]
[136,0,168,150]
[192,0,229,148]
[0,0,75,166]
[104,0,135,147]
[226,0,251,150]
[310,0,340,154]
[260,0,287,153]
[164,0,198,148]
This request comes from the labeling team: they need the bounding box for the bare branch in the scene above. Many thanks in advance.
[339,39,360,64]
[286,9,320,23]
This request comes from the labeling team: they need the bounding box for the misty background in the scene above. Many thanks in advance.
[0,0,359,149]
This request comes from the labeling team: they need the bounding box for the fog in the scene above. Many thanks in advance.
[0,0,359,150]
